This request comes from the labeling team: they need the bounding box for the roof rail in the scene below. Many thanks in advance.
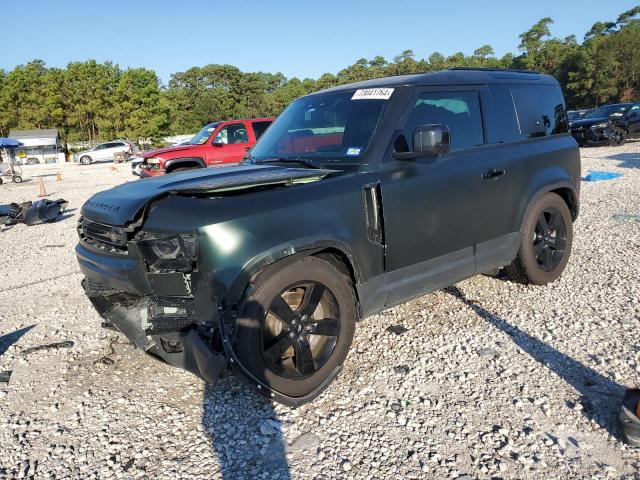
[448,67,541,74]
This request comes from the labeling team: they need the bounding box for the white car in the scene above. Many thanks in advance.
[73,140,133,165]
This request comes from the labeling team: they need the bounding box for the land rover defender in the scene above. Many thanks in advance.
[76,68,580,405]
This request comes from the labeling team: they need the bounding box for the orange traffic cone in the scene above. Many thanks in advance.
[37,177,47,197]
[55,170,62,181]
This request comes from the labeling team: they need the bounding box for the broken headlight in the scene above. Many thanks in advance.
[138,232,198,273]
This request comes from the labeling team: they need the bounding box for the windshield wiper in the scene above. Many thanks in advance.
[256,157,322,169]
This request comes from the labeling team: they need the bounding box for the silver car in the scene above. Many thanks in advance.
[73,140,133,165]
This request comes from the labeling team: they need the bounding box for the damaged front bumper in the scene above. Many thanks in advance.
[83,287,227,384]
[76,240,228,385]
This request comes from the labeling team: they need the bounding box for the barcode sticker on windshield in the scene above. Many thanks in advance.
[352,88,394,100]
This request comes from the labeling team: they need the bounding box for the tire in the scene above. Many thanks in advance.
[234,256,357,402]
[12,176,22,183]
[504,192,573,285]
[80,156,92,165]
[608,127,627,146]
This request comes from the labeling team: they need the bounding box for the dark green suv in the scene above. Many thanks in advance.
[76,68,580,406]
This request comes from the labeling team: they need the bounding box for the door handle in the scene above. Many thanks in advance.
[482,168,506,180]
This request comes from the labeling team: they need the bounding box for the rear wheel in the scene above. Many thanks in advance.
[234,256,357,402]
[504,192,573,285]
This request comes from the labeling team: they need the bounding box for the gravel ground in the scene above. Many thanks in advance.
[0,144,638,480]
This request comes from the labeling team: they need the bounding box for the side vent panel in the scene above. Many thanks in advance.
[362,183,384,245]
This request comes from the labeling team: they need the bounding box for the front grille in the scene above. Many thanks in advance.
[78,217,128,254]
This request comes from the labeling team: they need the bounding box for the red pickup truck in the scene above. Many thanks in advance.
[140,118,273,176]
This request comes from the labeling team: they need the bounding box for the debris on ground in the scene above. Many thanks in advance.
[618,388,640,447]
[386,324,408,335]
[0,198,68,226]
[0,370,11,383]
[287,432,321,452]
[21,340,74,356]
[611,214,640,222]
[582,170,623,182]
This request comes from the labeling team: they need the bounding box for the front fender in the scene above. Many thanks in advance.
[226,237,363,306]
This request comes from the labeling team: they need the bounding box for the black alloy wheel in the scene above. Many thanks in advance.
[533,207,567,272]
[261,281,340,378]
[608,127,627,146]
[504,192,573,285]
[234,255,357,403]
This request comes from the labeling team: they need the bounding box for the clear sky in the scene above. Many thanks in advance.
[3,0,638,83]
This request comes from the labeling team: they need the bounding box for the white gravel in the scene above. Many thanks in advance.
[0,144,639,479]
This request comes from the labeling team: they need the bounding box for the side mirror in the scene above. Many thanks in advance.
[213,137,224,147]
[393,124,450,160]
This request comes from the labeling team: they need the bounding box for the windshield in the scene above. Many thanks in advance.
[567,111,583,122]
[250,90,389,164]
[583,104,631,119]
[189,122,219,145]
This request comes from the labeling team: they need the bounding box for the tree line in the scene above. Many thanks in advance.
[0,6,638,147]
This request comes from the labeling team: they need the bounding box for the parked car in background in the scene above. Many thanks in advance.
[569,102,640,146]
[139,118,273,177]
[73,140,135,165]
[77,69,580,405]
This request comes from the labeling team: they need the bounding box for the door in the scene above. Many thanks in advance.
[627,104,640,135]
[92,143,111,161]
[207,123,251,164]
[379,87,511,306]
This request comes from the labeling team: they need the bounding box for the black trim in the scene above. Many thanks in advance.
[164,157,206,172]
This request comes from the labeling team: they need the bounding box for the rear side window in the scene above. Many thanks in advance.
[252,121,272,140]
[507,85,568,139]
[404,91,484,152]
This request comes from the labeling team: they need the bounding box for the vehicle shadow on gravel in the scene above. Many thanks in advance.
[202,379,291,479]
[446,286,626,440]
[0,325,35,356]
[604,151,640,170]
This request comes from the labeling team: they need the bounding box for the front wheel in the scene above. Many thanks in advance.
[504,192,573,285]
[234,256,357,403]
[608,127,627,146]
[80,156,92,165]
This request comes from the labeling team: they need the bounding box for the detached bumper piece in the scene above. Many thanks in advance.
[82,279,227,385]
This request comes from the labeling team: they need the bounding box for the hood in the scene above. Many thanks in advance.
[141,144,198,158]
[570,117,610,128]
[81,164,338,226]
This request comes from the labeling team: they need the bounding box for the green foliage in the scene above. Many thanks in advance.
[1,6,639,144]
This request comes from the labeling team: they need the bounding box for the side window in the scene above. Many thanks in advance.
[403,91,484,152]
[94,144,107,150]
[511,85,568,138]
[251,121,272,140]
[214,124,249,144]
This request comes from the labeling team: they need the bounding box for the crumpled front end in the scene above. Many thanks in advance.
[76,219,228,385]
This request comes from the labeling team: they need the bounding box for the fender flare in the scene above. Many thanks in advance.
[225,238,364,308]
[520,180,579,231]
[164,157,206,172]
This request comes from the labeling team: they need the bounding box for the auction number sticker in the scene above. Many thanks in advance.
[351,88,394,100]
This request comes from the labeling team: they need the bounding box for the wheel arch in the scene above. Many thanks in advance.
[226,240,363,313]
[164,157,206,173]
[519,180,579,232]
